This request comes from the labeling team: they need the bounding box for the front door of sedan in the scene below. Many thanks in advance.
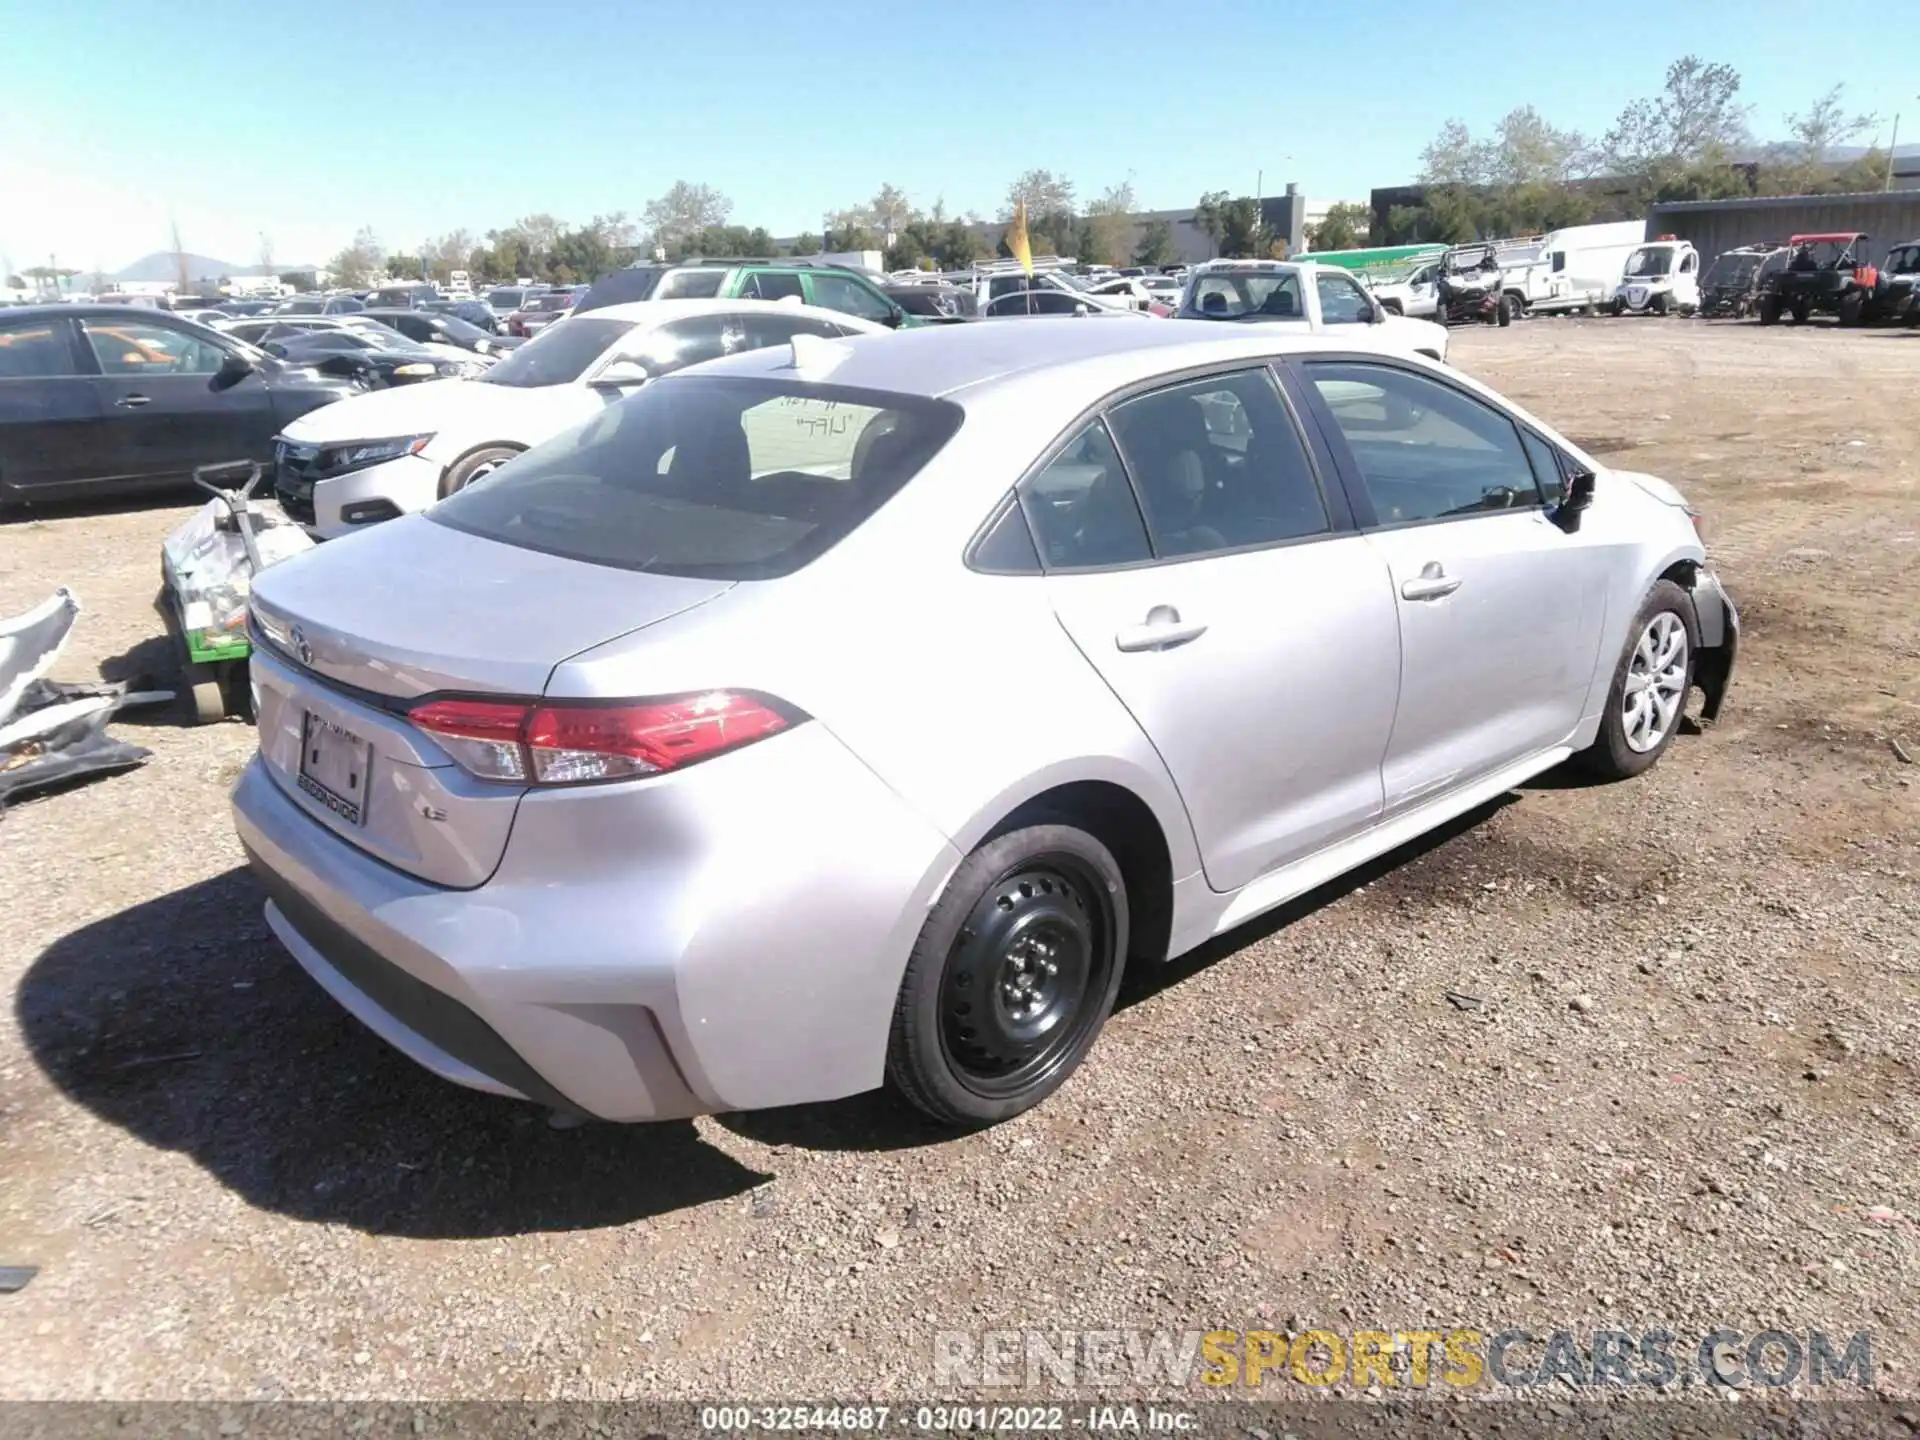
[1292,358,1614,812]
[77,316,279,487]
[1032,367,1402,894]
[0,316,109,499]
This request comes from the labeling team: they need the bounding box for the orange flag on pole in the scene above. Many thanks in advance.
[1007,199,1033,276]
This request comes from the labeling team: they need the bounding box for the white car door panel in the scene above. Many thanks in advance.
[1031,370,1401,893]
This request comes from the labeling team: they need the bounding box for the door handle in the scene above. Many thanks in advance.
[1115,605,1208,653]
[1401,562,1461,601]
[115,394,152,408]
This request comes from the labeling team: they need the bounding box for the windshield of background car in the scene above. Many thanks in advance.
[477,317,633,387]
[1624,248,1674,277]
[527,292,575,312]
[430,376,965,580]
[1705,254,1759,285]
[1184,271,1303,319]
[432,315,492,343]
[345,321,436,355]
[1885,245,1920,274]
[487,288,525,309]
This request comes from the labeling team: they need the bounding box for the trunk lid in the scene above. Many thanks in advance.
[248,515,732,887]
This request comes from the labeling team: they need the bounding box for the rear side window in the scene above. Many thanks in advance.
[739,271,804,301]
[430,376,963,579]
[657,269,725,300]
[1108,370,1328,556]
[0,322,79,378]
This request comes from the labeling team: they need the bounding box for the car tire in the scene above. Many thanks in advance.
[1838,291,1864,327]
[438,445,521,500]
[1759,296,1781,325]
[886,823,1129,1128]
[1610,298,1626,317]
[1791,300,1811,324]
[1578,579,1699,782]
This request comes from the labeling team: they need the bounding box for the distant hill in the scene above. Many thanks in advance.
[111,252,310,282]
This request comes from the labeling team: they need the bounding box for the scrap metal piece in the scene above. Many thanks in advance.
[0,1265,37,1293]
[0,588,80,720]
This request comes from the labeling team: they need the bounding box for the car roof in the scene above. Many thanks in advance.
[0,304,212,323]
[561,297,874,329]
[684,318,1381,403]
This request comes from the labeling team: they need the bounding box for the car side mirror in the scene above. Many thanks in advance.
[1553,467,1596,533]
[1369,303,1388,324]
[883,307,905,329]
[590,359,651,388]
[213,351,256,388]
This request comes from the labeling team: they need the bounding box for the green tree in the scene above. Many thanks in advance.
[1193,191,1230,256]
[1085,182,1136,267]
[1133,219,1177,268]
[1602,56,1751,202]
[277,271,312,293]
[1306,201,1369,252]
[1219,197,1263,258]
[1760,85,1879,195]
[788,231,821,256]
[328,226,383,288]
[1003,168,1076,221]
[642,181,732,253]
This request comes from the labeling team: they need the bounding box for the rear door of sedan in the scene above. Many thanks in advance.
[1289,356,1614,811]
[0,315,108,499]
[1031,364,1402,893]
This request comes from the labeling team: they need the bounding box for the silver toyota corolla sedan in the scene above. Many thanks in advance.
[232,321,1737,1127]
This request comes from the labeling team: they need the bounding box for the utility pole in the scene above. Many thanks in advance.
[1888,114,1901,192]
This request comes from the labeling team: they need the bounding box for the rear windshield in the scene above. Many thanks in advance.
[478,317,633,387]
[486,288,524,308]
[430,376,964,579]
[575,267,665,312]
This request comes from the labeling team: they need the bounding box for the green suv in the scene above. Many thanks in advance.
[574,260,923,329]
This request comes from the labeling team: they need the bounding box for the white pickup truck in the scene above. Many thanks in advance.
[1179,260,1451,361]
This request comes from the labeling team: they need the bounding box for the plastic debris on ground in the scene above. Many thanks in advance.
[162,494,312,657]
[0,590,165,810]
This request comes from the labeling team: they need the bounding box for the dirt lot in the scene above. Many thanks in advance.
[1,319,1916,1404]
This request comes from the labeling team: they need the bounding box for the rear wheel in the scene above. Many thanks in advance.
[1758,295,1781,325]
[1579,580,1697,781]
[1496,295,1514,327]
[887,824,1127,1127]
[181,663,226,725]
[1610,297,1626,317]
[1791,299,1811,324]
[438,445,521,499]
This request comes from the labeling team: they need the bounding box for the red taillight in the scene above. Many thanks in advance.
[408,692,795,785]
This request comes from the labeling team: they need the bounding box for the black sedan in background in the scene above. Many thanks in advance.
[360,307,523,356]
[423,298,508,334]
[0,306,355,507]
[258,329,474,389]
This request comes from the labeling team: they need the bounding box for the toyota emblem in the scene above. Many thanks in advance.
[291,625,313,667]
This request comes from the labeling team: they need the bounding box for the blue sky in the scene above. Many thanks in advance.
[2,0,1914,275]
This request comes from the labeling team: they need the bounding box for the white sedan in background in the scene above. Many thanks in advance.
[270,300,887,538]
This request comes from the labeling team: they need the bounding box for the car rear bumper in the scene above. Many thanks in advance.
[305,454,441,540]
[230,723,962,1121]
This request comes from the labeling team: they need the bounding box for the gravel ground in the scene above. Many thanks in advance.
[0,318,1915,1405]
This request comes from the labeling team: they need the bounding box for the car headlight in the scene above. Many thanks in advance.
[393,362,437,377]
[317,435,434,477]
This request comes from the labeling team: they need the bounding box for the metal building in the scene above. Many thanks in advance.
[1646,191,1920,266]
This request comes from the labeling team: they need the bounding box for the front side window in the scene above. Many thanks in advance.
[1108,369,1328,557]
[986,291,1080,315]
[431,377,963,579]
[1517,428,1567,506]
[1022,420,1150,569]
[1314,271,1372,324]
[80,319,226,375]
[0,322,79,378]
[808,273,894,323]
[1307,363,1542,525]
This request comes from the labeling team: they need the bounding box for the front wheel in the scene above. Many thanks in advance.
[887,824,1128,1127]
[1759,295,1781,325]
[1579,580,1698,781]
[1837,291,1864,327]
[438,445,521,500]
[1610,298,1626,317]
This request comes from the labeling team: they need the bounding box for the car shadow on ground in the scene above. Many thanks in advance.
[0,490,196,527]
[15,866,771,1238]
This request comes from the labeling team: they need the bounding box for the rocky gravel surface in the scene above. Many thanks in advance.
[0,318,1915,1406]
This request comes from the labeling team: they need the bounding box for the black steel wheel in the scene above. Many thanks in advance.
[888,824,1128,1126]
